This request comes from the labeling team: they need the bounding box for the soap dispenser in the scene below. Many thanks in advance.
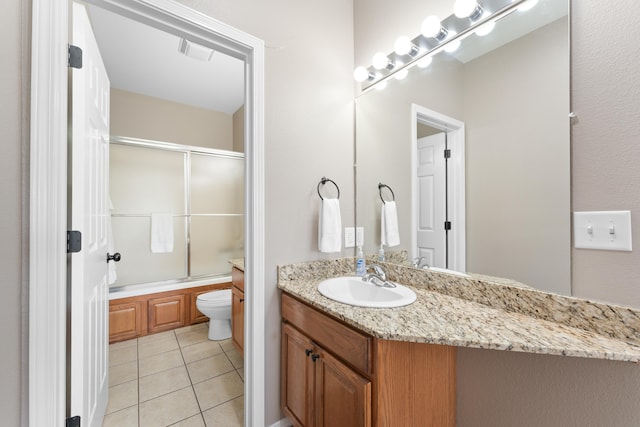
[356,246,366,276]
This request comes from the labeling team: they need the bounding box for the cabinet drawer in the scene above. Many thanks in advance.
[282,293,372,375]
[232,267,244,292]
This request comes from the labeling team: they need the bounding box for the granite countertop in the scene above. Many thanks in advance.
[277,258,640,363]
[230,258,244,272]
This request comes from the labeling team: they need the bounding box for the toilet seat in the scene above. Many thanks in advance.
[197,289,232,307]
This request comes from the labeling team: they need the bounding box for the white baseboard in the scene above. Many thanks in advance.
[268,417,292,427]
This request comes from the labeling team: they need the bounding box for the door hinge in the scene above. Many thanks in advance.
[444,221,452,231]
[66,415,81,427]
[444,149,451,159]
[68,44,83,69]
[67,230,82,253]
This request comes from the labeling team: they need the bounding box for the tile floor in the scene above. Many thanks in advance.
[105,322,244,427]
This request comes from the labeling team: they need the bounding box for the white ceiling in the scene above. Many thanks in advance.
[86,5,245,115]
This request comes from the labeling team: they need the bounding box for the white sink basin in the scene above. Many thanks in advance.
[317,276,416,308]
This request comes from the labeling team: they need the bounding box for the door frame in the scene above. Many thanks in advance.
[29,0,265,425]
[411,104,466,273]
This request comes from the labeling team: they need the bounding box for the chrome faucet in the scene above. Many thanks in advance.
[411,257,430,269]
[362,264,396,288]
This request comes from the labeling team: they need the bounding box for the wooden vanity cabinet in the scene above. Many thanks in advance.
[231,267,245,356]
[281,293,456,427]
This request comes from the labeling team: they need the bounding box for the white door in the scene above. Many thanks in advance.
[70,3,111,426]
[415,133,447,268]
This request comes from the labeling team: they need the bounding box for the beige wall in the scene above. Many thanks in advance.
[2,0,28,425]
[233,105,245,153]
[571,0,640,309]
[177,1,355,424]
[110,88,234,150]
[355,0,640,425]
[463,18,570,294]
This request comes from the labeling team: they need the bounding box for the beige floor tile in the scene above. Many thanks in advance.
[169,414,206,427]
[106,379,138,414]
[110,338,138,350]
[219,339,234,352]
[138,329,176,344]
[202,396,244,427]
[110,344,138,367]
[174,322,208,335]
[186,353,234,384]
[109,360,138,387]
[139,334,179,359]
[236,368,244,381]
[224,348,244,369]
[176,329,209,348]
[103,405,138,427]
[139,387,200,427]
[139,349,184,378]
[140,365,191,402]
[181,340,223,364]
[193,371,244,411]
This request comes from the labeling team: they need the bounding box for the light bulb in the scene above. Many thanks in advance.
[454,0,478,18]
[394,69,409,80]
[444,33,461,53]
[517,0,538,12]
[354,66,371,82]
[475,20,495,36]
[417,56,433,68]
[372,52,390,70]
[421,15,442,38]
[394,36,412,55]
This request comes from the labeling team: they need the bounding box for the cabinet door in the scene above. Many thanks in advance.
[231,285,244,356]
[109,300,146,343]
[314,347,371,427]
[282,324,315,427]
[148,294,186,333]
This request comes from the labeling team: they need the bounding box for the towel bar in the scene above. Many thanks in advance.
[317,177,340,200]
[378,183,395,203]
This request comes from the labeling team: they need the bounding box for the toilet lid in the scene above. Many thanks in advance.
[197,289,232,304]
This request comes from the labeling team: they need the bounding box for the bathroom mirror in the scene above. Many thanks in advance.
[355,0,571,295]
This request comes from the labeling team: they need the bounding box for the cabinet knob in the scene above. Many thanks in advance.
[311,354,320,362]
[239,298,244,303]
[305,349,313,356]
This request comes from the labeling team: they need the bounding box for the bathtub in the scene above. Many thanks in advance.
[108,275,232,300]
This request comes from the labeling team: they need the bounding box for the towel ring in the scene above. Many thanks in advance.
[378,183,395,203]
[317,177,340,200]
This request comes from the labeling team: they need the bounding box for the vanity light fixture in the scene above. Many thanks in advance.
[421,15,449,41]
[394,36,421,57]
[353,0,531,92]
[372,52,395,70]
[454,0,485,20]
[394,68,409,80]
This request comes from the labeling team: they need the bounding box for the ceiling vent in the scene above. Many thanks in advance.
[178,38,214,61]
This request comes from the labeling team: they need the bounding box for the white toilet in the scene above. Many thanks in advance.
[195,289,232,340]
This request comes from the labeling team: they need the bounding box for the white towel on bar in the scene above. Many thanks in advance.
[318,198,342,253]
[381,201,400,247]
[151,213,174,253]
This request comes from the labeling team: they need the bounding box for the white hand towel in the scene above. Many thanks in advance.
[151,213,174,253]
[107,196,117,284]
[318,198,342,253]
[381,201,400,247]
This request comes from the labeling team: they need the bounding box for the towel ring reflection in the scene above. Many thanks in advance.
[317,177,340,200]
[378,183,395,203]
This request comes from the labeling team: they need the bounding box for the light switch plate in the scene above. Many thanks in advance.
[356,227,364,247]
[344,227,355,248]
[574,210,632,251]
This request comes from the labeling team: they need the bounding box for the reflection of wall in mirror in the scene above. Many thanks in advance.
[357,17,569,295]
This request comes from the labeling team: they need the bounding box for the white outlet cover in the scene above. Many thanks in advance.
[574,210,632,251]
[356,227,364,247]
[344,227,355,248]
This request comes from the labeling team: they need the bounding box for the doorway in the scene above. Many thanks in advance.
[411,104,466,273]
[29,0,265,425]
